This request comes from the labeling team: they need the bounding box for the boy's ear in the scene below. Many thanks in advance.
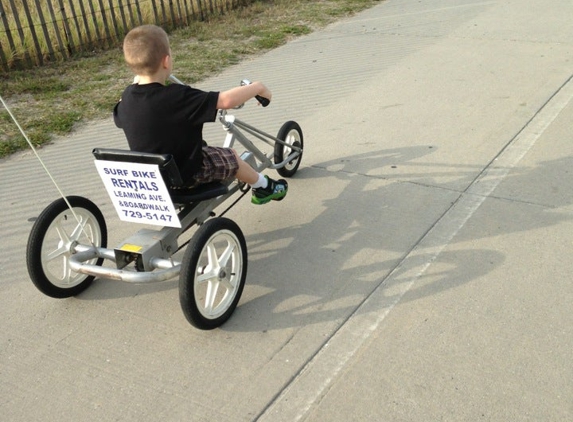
[162,54,171,69]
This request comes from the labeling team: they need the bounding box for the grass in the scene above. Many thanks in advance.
[0,0,381,158]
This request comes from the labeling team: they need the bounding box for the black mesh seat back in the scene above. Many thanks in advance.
[92,147,184,187]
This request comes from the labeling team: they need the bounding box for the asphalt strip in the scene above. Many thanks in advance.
[255,73,573,422]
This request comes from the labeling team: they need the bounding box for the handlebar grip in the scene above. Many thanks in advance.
[256,95,270,107]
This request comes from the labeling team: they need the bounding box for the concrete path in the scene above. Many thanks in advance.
[1,0,572,421]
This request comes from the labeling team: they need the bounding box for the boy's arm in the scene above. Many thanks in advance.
[217,81,272,109]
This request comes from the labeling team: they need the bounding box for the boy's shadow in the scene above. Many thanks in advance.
[81,146,446,306]
[226,150,573,332]
[222,145,495,332]
[79,147,572,333]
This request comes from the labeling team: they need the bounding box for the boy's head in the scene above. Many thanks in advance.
[123,25,170,76]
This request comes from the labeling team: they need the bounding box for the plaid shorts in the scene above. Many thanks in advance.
[188,146,239,187]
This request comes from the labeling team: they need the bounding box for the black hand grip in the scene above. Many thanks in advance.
[256,95,270,107]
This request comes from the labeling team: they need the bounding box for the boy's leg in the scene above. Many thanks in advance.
[231,150,288,205]
[233,151,259,184]
[194,147,287,204]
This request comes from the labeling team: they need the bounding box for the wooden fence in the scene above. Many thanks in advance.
[0,0,248,70]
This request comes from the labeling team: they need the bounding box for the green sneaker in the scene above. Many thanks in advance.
[251,176,288,205]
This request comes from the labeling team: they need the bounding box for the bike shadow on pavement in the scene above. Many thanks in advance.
[75,149,572,334]
[223,151,573,333]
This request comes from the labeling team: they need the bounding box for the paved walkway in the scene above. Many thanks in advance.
[2,0,572,421]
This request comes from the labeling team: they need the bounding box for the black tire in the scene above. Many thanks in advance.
[179,218,247,330]
[26,196,107,298]
[274,121,303,178]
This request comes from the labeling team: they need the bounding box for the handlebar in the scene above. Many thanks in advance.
[168,74,185,85]
[255,95,270,107]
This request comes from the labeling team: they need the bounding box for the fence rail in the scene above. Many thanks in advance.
[0,0,247,71]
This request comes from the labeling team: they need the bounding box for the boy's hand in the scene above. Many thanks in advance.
[254,83,272,107]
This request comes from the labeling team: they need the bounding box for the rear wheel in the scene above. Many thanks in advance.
[179,218,247,330]
[274,121,303,178]
[26,196,107,298]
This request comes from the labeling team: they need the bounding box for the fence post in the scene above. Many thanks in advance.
[0,1,17,69]
[134,0,143,25]
[150,0,160,25]
[159,0,167,25]
[7,0,33,66]
[65,0,87,52]
[96,0,112,45]
[167,0,176,26]
[106,0,123,40]
[76,0,94,47]
[45,0,69,60]
[56,0,74,54]
[181,0,191,23]
[125,0,137,28]
[32,0,57,62]
[0,41,6,71]
[175,0,184,25]
[187,0,196,19]
[117,0,129,33]
[196,0,205,21]
[0,22,7,70]
[86,0,101,44]
[19,0,44,64]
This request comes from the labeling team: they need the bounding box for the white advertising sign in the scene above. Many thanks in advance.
[94,160,181,228]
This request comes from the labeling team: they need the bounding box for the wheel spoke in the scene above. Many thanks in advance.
[206,243,219,267]
[204,279,220,314]
[54,220,71,244]
[61,256,74,283]
[196,267,217,284]
[218,241,236,268]
[197,243,220,284]
[219,275,236,292]
[44,244,68,262]
[44,215,76,263]
[69,215,89,242]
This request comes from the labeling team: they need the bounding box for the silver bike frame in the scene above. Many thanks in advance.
[68,85,302,283]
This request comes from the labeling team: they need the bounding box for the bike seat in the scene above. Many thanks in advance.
[167,182,229,204]
[92,148,229,204]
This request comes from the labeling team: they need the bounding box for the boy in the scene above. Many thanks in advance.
[113,24,287,205]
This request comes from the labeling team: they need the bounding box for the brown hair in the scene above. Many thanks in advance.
[123,25,170,75]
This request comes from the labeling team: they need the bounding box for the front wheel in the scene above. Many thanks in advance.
[26,196,107,298]
[274,121,303,178]
[179,218,247,330]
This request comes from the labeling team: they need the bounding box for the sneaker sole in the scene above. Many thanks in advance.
[251,190,287,205]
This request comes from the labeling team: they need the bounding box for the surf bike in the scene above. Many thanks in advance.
[26,76,304,330]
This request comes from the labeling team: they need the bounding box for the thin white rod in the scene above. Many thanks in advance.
[0,94,96,246]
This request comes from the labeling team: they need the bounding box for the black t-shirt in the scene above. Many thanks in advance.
[113,83,219,181]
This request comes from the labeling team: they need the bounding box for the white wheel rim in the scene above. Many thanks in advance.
[41,208,102,288]
[283,129,301,171]
[194,229,243,320]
